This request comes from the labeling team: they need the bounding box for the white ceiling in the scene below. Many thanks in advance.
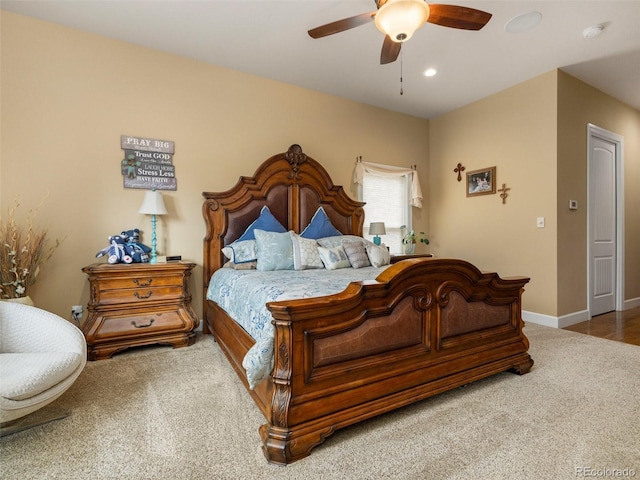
[2,0,639,119]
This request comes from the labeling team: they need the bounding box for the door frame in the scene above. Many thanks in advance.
[587,123,625,318]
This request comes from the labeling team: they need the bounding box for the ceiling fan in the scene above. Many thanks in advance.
[308,0,492,64]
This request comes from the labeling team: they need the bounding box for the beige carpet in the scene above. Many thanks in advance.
[2,324,639,480]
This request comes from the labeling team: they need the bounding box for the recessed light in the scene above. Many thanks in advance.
[505,11,542,34]
[424,68,437,77]
[583,24,604,38]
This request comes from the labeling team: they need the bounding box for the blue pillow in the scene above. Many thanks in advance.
[300,207,342,239]
[237,206,286,242]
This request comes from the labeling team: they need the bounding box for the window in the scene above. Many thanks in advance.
[359,171,412,254]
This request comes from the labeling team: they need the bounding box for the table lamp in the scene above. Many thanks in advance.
[369,222,386,246]
[138,189,168,263]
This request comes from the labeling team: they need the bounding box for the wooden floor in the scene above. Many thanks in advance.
[563,307,640,346]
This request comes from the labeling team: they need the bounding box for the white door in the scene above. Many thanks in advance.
[588,133,617,316]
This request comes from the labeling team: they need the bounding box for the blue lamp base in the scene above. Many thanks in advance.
[149,214,158,264]
[373,236,381,246]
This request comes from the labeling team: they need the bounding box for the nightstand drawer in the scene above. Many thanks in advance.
[96,273,183,291]
[93,310,186,340]
[98,285,185,305]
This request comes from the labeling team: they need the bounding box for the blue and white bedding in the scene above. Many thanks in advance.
[207,266,389,389]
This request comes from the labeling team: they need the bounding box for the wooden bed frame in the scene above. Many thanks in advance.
[202,144,533,465]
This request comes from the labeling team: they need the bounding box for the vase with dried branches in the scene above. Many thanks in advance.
[0,199,61,303]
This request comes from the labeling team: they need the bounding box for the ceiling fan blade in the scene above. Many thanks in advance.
[380,35,401,65]
[427,4,492,30]
[308,11,376,39]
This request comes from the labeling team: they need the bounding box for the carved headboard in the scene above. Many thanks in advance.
[202,144,365,300]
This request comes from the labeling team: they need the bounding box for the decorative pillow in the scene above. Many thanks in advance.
[254,229,294,271]
[342,241,371,269]
[300,207,343,239]
[237,206,287,242]
[318,235,373,249]
[317,245,351,270]
[365,243,391,268]
[228,239,257,263]
[290,232,324,270]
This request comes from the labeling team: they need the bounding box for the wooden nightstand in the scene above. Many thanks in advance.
[390,253,433,263]
[81,262,198,360]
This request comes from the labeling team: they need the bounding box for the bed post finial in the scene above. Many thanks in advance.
[285,144,307,180]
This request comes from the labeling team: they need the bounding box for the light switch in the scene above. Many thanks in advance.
[537,217,545,228]
[569,200,578,210]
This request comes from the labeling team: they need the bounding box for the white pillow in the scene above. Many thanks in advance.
[222,246,233,261]
[317,245,351,270]
[365,243,391,268]
[290,232,324,270]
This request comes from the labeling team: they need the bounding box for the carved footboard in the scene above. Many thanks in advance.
[262,258,532,464]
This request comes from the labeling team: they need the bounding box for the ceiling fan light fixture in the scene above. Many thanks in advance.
[375,0,430,43]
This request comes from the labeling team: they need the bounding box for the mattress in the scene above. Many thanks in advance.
[207,266,389,388]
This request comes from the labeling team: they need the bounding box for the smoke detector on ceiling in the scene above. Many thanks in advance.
[583,24,604,38]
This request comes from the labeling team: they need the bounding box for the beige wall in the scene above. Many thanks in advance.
[430,69,640,318]
[557,70,640,315]
[430,71,559,315]
[0,12,429,319]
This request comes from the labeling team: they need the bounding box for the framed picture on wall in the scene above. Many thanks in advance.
[466,167,496,197]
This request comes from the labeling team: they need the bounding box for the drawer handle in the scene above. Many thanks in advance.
[133,278,153,287]
[134,291,153,299]
[131,319,154,329]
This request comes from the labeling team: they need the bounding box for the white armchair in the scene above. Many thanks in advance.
[0,301,86,434]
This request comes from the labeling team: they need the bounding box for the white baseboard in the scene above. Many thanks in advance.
[624,297,640,310]
[522,311,559,328]
[522,310,589,329]
[523,300,639,329]
[557,310,590,328]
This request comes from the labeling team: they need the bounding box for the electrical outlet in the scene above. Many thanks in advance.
[71,305,83,320]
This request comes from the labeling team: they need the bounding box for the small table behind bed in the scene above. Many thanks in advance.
[202,144,533,465]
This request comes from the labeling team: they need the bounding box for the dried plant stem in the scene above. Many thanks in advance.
[0,198,60,299]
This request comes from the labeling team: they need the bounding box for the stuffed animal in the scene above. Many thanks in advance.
[121,228,151,263]
[95,235,133,264]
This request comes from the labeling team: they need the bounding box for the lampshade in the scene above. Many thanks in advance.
[138,189,168,215]
[369,222,387,235]
[374,0,430,43]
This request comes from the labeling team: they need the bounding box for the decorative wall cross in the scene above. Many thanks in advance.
[498,183,511,204]
[454,163,465,182]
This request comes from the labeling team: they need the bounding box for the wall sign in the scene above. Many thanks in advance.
[121,135,177,190]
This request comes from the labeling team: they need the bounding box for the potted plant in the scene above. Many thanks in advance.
[400,225,429,254]
[0,199,60,304]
